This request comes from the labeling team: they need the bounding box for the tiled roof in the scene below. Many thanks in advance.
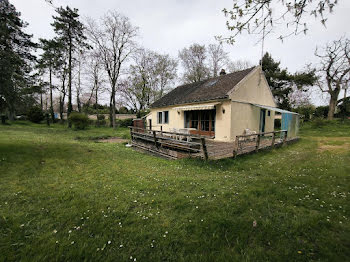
[151,67,256,108]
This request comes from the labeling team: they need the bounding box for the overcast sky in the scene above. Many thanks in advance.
[12,0,350,105]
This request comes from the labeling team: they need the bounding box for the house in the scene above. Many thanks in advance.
[146,66,299,142]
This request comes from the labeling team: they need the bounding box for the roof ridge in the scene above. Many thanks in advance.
[175,66,257,89]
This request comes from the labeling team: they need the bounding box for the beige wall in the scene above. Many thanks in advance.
[214,100,232,141]
[146,105,184,132]
[230,102,274,139]
[229,67,276,107]
[228,67,276,140]
[146,100,232,141]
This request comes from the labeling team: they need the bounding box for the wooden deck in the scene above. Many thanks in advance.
[129,127,298,160]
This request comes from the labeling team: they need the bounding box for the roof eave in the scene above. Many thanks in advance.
[150,97,230,109]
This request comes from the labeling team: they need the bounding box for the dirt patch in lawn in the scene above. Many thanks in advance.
[315,137,350,153]
[97,137,129,143]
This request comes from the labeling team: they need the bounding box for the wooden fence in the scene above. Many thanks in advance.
[129,126,207,160]
[129,127,291,160]
[233,130,288,156]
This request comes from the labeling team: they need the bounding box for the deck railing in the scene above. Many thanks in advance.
[129,126,209,159]
[233,130,288,156]
[129,127,290,160]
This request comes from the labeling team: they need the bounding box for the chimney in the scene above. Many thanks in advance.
[219,69,226,76]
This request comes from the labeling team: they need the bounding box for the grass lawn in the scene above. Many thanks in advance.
[0,120,349,261]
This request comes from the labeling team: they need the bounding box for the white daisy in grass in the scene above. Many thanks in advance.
[53,229,57,234]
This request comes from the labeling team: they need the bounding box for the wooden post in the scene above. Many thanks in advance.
[153,131,159,148]
[201,138,208,161]
[271,132,275,148]
[233,136,239,158]
[160,125,163,136]
[255,134,260,152]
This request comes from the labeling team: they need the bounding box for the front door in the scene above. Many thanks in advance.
[259,109,266,133]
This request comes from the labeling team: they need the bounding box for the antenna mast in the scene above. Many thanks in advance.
[260,5,266,67]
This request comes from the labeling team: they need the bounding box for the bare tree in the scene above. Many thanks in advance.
[220,0,339,43]
[315,38,350,119]
[178,43,209,83]
[155,53,178,99]
[227,59,253,73]
[120,49,177,113]
[86,12,138,128]
[207,43,229,77]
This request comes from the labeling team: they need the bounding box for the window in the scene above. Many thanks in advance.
[164,111,169,124]
[268,110,271,117]
[157,112,162,124]
[157,111,169,124]
[184,110,215,133]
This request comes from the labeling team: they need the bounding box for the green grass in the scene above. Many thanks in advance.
[0,120,349,261]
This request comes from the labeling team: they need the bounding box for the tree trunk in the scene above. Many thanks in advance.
[344,88,348,101]
[109,95,113,128]
[49,67,54,123]
[112,88,116,129]
[77,92,81,113]
[8,107,15,121]
[40,92,43,110]
[59,95,63,123]
[67,35,73,128]
[328,94,338,120]
[77,61,81,113]
[95,86,99,127]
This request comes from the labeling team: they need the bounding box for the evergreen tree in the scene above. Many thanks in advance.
[261,52,315,110]
[38,38,63,122]
[0,0,37,119]
[51,6,88,127]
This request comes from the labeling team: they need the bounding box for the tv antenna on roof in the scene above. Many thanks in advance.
[260,5,266,67]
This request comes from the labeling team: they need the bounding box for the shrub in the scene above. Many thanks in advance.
[311,118,333,128]
[92,114,106,127]
[116,118,133,127]
[314,106,329,118]
[27,106,44,123]
[137,110,150,118]
[97,114,105,121]
[118,106,129,114]
[294,105,315,121]
[68,112,89,130]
